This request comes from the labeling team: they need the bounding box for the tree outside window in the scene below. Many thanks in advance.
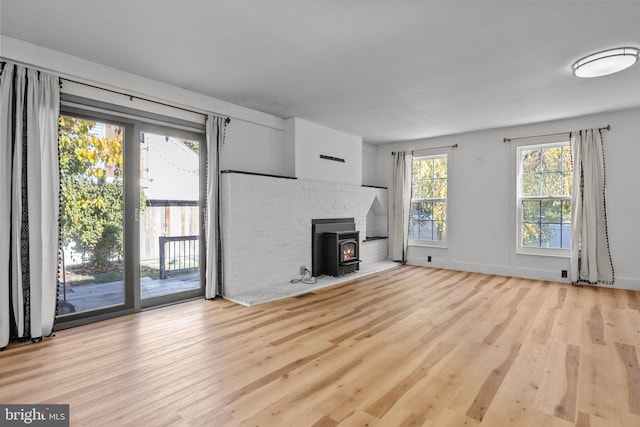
[409,154,447,242]
[59,116,128,267]
[518,143,572,251]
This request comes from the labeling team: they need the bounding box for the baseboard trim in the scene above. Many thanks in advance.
[406,257,640,290]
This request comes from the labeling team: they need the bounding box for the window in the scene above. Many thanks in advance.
[517,142,572,254]
[409,154,447,244]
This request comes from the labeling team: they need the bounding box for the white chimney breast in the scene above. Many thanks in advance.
[288,117,363,186]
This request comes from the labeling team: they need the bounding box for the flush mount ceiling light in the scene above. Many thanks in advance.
[572,47,639,78]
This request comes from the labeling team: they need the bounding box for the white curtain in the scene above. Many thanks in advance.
[1,62,60,348]
[205,115,228,299]
[570,129,614,285]
[389,151,412,263]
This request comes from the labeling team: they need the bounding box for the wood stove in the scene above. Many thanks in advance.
[324,231,360,276]
[311,218,361,277]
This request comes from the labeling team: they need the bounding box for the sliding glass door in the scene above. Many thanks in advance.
[56,106,205,327]
[139,127,205,307]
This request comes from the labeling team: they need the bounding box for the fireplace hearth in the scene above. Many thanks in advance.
[312,218,361,277]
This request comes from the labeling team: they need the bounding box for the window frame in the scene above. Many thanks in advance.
[515,141,571,257]
[408,153,448,248]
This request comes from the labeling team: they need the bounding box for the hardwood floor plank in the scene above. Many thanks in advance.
[573,343,625,425]
[269,309,362,346]
[335,410,380,427]
[615,342,640,416]
[553,286,587,345]
[533,307,560,345]
[419,307,474,345]
[483,287,531,344]
[587,304,606,345]
[329,310,398,344]
[231,341,376,423]
[482,341,549,426]
[576,411,591,427]
[364,341,457,418]
[627,290,640,312]
[310,415,339,427]
[604,308,640,346]
[554,344,581,422]
[285,289,355,311]
[2,265,640,426]
[465,343,521,422]
[220,343,338,406]
[390,340,489,423]
[352,310,414,342]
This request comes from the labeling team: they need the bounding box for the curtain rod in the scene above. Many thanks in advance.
[391,143,458,155]
[503,125,610,143]
[60,77,230,124]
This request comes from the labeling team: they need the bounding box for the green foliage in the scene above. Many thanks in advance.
[410,156,447,240]
[93,225,122,266]
[520,145,573,249]
[59,116,123,179]
[59,116,125,266]
[60,176,124,264]
[521,146,572,197]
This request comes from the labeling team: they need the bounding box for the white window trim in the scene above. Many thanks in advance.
[408,153,448,247]
[515,141,571,257]
[409,239,448,248]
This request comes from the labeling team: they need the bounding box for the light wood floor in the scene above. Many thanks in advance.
[2,265,640,426]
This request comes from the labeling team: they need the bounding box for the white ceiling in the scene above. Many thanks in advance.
[2,0,639,144]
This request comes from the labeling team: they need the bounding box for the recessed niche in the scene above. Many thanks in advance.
[365,195,387,239]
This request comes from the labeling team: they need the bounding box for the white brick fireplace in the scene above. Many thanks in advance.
[220,171,389,299]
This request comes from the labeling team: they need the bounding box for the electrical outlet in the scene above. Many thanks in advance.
[561,270,568,278]
[427,256,432,262]
[300,266,307,275]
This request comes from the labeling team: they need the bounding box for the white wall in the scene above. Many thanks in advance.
[362,142,378,186]
[221,119,293,176]
[375,107,640,290]
[290,117,363,185]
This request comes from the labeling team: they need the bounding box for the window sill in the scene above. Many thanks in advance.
[409,240,447,249]
[516,248,570,258]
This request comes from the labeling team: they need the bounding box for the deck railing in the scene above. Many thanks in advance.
[159,235,199,279]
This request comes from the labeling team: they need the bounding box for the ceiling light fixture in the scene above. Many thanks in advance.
[572,47,639,78]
